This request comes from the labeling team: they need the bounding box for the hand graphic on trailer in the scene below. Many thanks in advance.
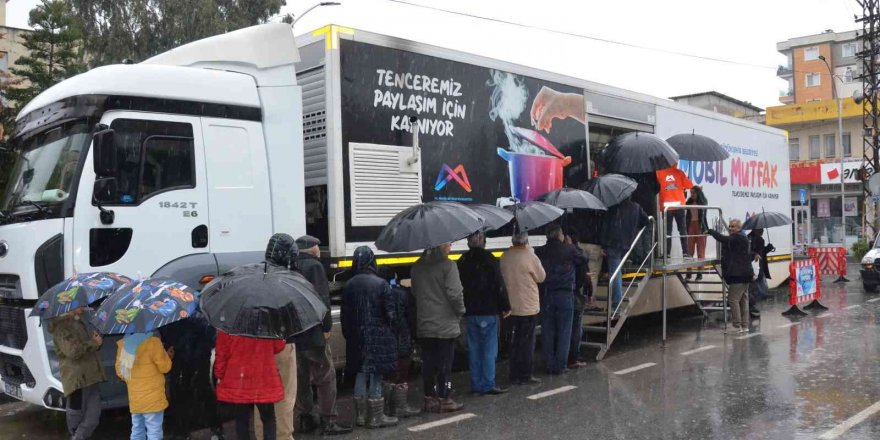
[529,86,586,132]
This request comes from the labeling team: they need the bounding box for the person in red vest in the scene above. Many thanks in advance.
[656,164,694,258]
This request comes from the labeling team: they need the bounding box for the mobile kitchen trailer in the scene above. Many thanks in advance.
[0,23,790,409]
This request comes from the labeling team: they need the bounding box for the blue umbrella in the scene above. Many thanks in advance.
[30,272,133,319]
[90,278,199,335]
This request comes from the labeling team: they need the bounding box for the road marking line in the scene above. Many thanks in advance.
[735,332,762,340]
[817,313,834,318]
[777,322,801,329]
[408,413,477,432]
[844,305,860,310]
[868,297,880,303]
[680,345,716,356]
[613,362,656,375]
[818,400,880,439]
[527,385,577,400]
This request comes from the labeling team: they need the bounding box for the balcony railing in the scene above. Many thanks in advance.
[777,65,793,76]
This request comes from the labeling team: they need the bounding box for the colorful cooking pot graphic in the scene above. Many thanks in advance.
[498,127,572,202]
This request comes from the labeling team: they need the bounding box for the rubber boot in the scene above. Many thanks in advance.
[423,395,440,413]
[438,397,464,413]
[354,397,367,427]
[383,382,395,414]
[390,383,421,418]
[366,398,398,428]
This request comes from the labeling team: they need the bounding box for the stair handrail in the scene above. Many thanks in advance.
[607,216,656,324]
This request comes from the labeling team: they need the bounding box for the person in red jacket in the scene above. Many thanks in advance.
[214,330,285,440]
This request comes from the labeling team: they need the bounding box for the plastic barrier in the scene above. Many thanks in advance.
[783,258,826,316]
[807,246,847,278]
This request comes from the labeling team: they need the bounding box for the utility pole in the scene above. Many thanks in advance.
[857,0,880,239]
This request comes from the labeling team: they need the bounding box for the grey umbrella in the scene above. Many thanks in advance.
[375,202,484,252]
[505,201,564,232]
[666,133,729,162]
[603,132,679,173]
[582,174,638,207]
[742,211,792,230]
[200,263,327,339]
[468,204,515,231]
[536,187,607,211]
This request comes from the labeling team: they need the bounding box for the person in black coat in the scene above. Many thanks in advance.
[341,246,398,428]
[457,231,511,395]
[292,235,351,435]
[747,229,775,317]
[535,224,589,375]
[384,283,421,418]
[706,219,755,334]
[600,198,649,308]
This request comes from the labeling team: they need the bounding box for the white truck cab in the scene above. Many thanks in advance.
[0,23,306,408]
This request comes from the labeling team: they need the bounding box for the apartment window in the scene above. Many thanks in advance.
[805,47,820,61]
[843,42,858,57]
[845,67,855,83]
[843,132,852,157]
[806,73,821,87]
[809,135,820,159]
[824,134,836,158]
[789,138,800,161]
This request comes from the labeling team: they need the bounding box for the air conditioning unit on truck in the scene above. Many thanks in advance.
[0,23,791,409]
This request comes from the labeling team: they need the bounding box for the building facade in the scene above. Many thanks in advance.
[669,91,765,124]
[768,29,869,254]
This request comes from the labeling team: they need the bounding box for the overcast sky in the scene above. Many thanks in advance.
[6,0,861,109]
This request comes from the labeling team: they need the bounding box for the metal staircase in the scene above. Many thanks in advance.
[580,205,730,360]
[581,218,656,361]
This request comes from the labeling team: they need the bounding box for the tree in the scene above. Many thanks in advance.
[69,0,285,68]
[3,0,85,108]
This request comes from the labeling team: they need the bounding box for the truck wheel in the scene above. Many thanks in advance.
[863,282,877,293]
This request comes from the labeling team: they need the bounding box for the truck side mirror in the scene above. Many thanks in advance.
[92,129,116,178]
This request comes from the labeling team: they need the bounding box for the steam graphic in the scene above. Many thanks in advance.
[487,70,541,155]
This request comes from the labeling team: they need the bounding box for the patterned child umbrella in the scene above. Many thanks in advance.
[90,278,199,335]
[30,272,133,319]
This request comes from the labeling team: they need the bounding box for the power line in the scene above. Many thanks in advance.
[385,0,783,70]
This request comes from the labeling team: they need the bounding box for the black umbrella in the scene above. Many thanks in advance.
[603,132,679,173]
[582,174,638,207]
[536,187,607,211]
[375,202,484,252]
[505,201,564,232]
[468,204,515,231]
[742,211,793,230]
[666,133,729,162]
[199,263,328,339]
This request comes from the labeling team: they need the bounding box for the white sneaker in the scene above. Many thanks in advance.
[740,327,750,333]
[724,327,741,334]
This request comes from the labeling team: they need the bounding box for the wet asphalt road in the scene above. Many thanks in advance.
[4,266,880,439]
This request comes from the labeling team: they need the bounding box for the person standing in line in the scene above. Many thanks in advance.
[115,332,173,440]
[571,210,603,310]
[412,243,466,413]
[341,246,399,428]
[706,219,755,334]
[457,231,511,395]
[685,186,709,280]
[600,197,650,309]
[384,280,422,419]
[656,164,694,258]
[747,228,774,318]
[500,232,546,386]
[292,235,352,436]
[214,330,285,440]
[536,224,589,375]
[48,306,106,440]
[564,231,591,370]
[255,233,300,440]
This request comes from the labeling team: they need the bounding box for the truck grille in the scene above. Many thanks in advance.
[0,274,21,300]
[0,305,28,349]
[0,353,35,387]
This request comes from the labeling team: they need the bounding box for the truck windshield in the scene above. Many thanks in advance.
[0,120,91,223]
